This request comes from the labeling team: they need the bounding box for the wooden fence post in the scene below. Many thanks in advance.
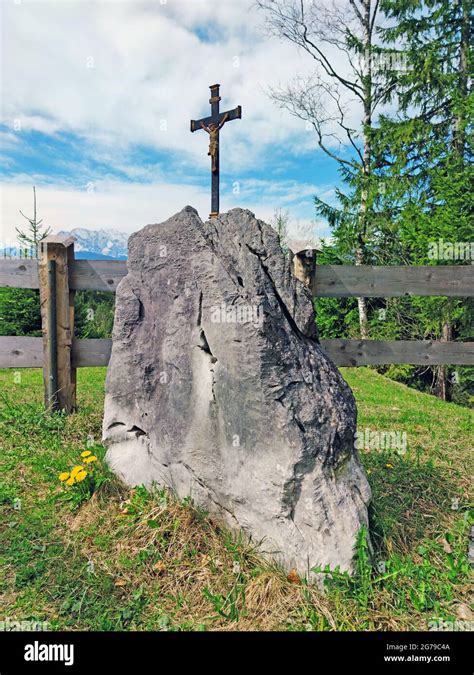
[289,247,318,290]
[39,235,76,413]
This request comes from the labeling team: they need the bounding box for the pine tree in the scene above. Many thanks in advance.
[16,186,51,258]
[373,0,473,400]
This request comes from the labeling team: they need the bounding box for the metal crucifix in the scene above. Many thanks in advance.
[190,84,242,218]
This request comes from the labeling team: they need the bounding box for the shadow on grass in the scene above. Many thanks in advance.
[364,450,462,557]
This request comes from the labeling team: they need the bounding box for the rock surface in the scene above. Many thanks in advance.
[102,207,371,575]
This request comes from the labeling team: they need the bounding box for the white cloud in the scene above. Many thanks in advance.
[1,0,370,239]
[1,0,363,169]
[0,179,204,246]
[0,175,332,246]
[1,2,290,163]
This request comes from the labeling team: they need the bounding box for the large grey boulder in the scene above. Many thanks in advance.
[102,207,371,576]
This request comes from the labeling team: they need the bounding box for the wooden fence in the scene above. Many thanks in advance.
[0,236,472,412]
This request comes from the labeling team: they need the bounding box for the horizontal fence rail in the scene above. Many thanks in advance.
[0,258,128,293]
[319,339,474,367]
[0,259,39,289]
[1,336,473,369]
[0,240,473,411]
[0,336,44,368]
[313,264,474,297]
[1,258,473,297]
[69,260,128,292]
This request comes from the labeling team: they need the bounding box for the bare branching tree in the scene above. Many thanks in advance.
[257,0,398,337]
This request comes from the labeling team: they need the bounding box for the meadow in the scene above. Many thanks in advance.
[0,367,472,631]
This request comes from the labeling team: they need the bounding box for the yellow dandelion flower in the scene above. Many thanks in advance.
[81,450,92,458]
[385,463,394,469]
[84,455,97,464]
[75,470,88,482]
[70,465,84,478]
[367,469,372,475]
[58,472,70,482]
[65,477,75,486]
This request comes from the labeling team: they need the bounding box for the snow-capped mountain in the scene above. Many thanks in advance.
[56,228,129,259]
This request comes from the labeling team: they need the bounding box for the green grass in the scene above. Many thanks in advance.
[0,367,472,631]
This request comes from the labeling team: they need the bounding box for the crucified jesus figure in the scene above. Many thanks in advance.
[201,113,229,172]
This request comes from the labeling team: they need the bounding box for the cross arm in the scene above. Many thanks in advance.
[190,105,242,132]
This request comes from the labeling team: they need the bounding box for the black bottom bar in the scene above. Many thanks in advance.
[0,630,469,674]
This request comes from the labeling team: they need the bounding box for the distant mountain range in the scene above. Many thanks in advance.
[1,228,130,260]
[57,228,129,259]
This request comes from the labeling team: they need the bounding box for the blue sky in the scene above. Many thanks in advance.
[0,0,360,247]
